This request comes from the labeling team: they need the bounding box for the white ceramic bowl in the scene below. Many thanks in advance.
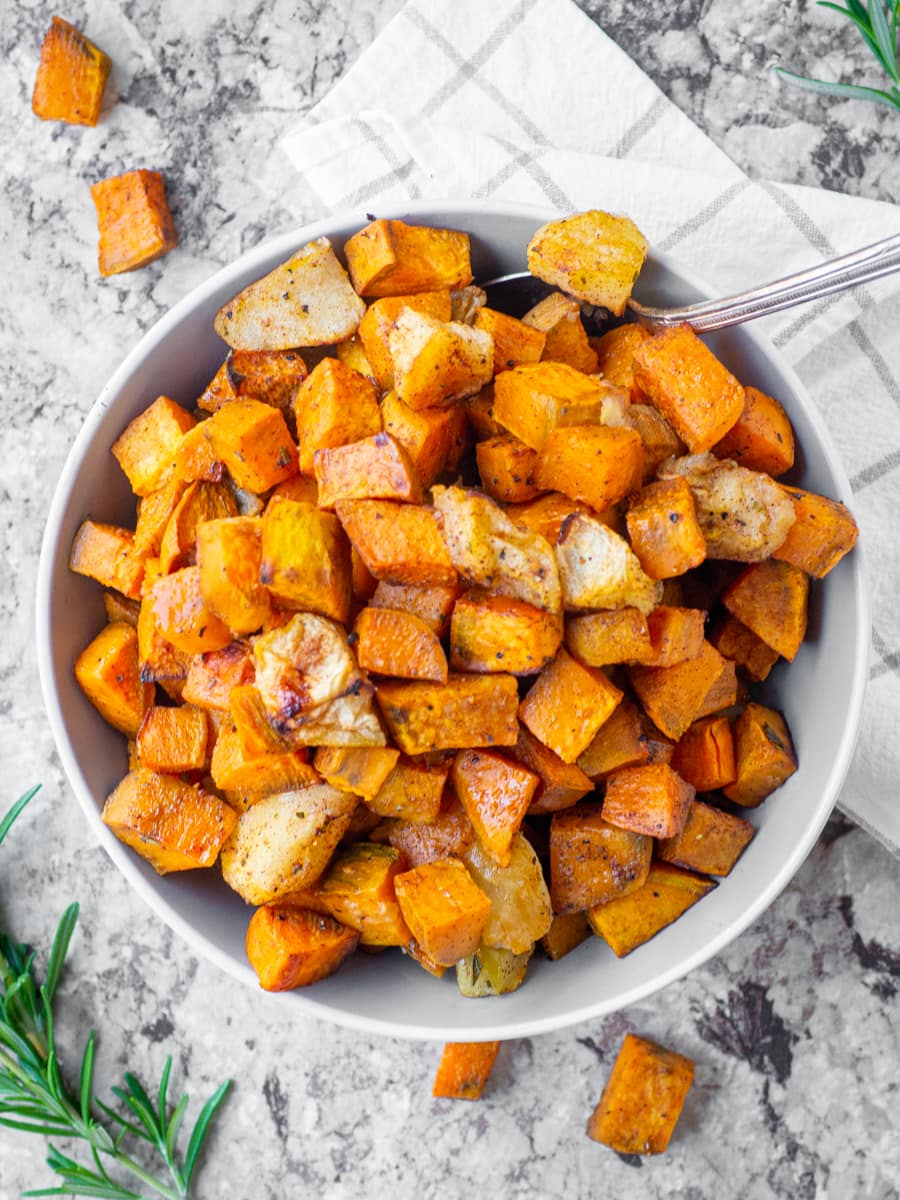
[36,201,868,1040]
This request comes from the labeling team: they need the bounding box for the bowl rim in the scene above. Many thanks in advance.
[35,199,870,1040]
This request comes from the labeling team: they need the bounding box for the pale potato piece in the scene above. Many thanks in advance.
[220,785,357,905]
[456,944,533,996]
[214,237,366,350]
[432,485,561,614]
[389,309,493,410]
[556,511,662,614]
[527,210,648,315]
[659,453,796,562]
[450,285,487,324]
[463,834,553,955]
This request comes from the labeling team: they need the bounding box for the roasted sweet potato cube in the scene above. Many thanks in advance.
[136,591,190,684]
[475,434,541,504]
[722,560,809,661]
[203,399,298,493]
[601,763,694,839]
[493,362,614,451]
[541,910,592,960]
[773,486,859,579]
[393,857,491,966]
[167,424,223,485]
[724,703,797,807]
[633,325,744,452]
[587,1033,695,1153]
[227,348,308,408]
[519,648,622,764]
[209,725,318,800]
[450,592,562,675]
[32,16,110,126]
[672,717,736,792]
[452,750,539,866]
[624,404,686,481]
[657,799,754,876]
[550,803,651,913]
[626,477,707,580]
[693,654,740,721]
[315,843,411,946]
[592,324,652,401]
[433,1042,501,1101]
[267,474,319,507]
[354,606,448,683]
[474,307,546,375]
[158,479,238,574]
[358,291,452,390]
[75,622,154,737]
[313,746,401,802]
[565,608,652,667]
[344,219,473,298]
[335,333,377,385]
[523,292,599,373]
[197,360,235,414]
[260,499,351,622]
[91,171,177,277]
[370,581,458,636]
[336,499,456,587]
[246,905,359,990]
[314,433,423,508]
[527,210,648,315]
[134,476,189,558]
[512,726,593,815]
[376,674,519,755]
[387,796,475,866]
[588,862,715,957]
[111,395,196,496]
[709,614,779,682]
[630,639,730,741]
[102,768,237,874]
[576,700,656,779]
[292,357,383,476]
[196,516,270,635]
[182,641,255,710]
[135,704,209,773]
[367,756,451,823]
[389,310,493,411]
[506,492,591,544]
[556,513,662,616]
[229,685,289,758]
[70,521,145,599]
[713,385,795,476]
[643,606,706,669]
[380,391,456,488]
[146,566,233,655]
[535,424,643,512]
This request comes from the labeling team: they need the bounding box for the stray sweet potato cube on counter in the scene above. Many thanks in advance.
[182,641,255,710]
[550,803,651,913]
[246,905,359,991]
[513,726,593,814]
[376,674,519,755]
[293,357,382,474]
[75,622,154,737]
[112,396,196,497]
[344,218,472,298]
[313,746,400,803]
[197,516,270,635]
[135,704,209,773]
[592,324,652,401]
[261,499,351,622]
[722,559,808,661]
[587,1033,695,1154]
[450,592,562,675]
[433,1042,501,1101]
[357,291,453,390]
[633,325,744,452]
[370,581,458,636]
[587,861,715,957]
[527,210,648,315]
[535,424,644,512]
[626,477,707,580]
[394,857,491,966]
[354,605,448,683]
[475,434,541,504]
[709,614,779,683]
[565,608,652,668]
[724,703,797,807]
[70,521,145,599]
[672,717,736,792]
[713,385,795,476]
[91,171,177,276]
[452,750,539,866]
[389,309,493,411]
[601,763,694,839]
[387,796,475,866]
[314,433,423,508]
[204,398,298,493]
[519,648,622,764]
[32,16,110,126]
[630,639,730,741]
[658,799,754,876]
[493,361,613,451]
[523,291,598,374]
[773,486,859,579]
[367,756,451,823]
[147,566,232,655]
[474,307,546,375]
[315,843,411,946]
[337,499,456,588]
[102,768,237,874]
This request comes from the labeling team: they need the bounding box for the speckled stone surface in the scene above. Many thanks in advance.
[2,2,899,1197]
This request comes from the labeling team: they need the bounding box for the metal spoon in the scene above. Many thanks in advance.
[483,231,900,333]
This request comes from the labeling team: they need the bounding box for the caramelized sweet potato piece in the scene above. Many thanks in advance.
[315,843,411,946]
[197,516,270,634]
[344,219,473,298]
[136,589,190,684]
[630,639,730,741]
[209,725,318,800]
[135,705,209,773]
[433,1042,501,1101]
[550,802,651,913]
[723,703,797,807]
[204,398,298,493]
[643,606,706,668]
[380,391,457,489]
[523,291,598,374]
[293,357,382,474]
[389,310,493,411]
[227,348,308,408]
[626,477,707,580]
[657,799,754,876]
[519,648,622,764]
[536,424,643,512]
[773,486,859,578]
[601,763,694,839]
[712,385,795,476]
[474,307,546,375]
[512,726,593,814]
[369,581,458,636]
[387,795,475,866]
[313,746,400,803]
[354,606,448,683]
[527,210,648,315]
[475,434,541,504]
[565,608,652,668]
[168,424,223,485]
[261,500,351,622]
[452,750,539,866]
[70,521,145,599]
[450,592,562,675]
[592,324,652,401]
[182,641,255,710]
[367,756,451,823]
[358,291,453,390]
[228,685,290,758]
[587,862,715,958]
[493,361,615,450]
[624,404,686,481]
[376,674,519,755]
[314,433,423,508]
[246,905,359,991]
[102,768,237,874]
[587,1033,695,1153]
[336,499,457,588]
[394,857,491,966]
[111,395,196,497]
[75,622,154,737]
[722,560,809,661]
[708,614,779,682]
[576,701,660,780]
[32,16,110,126]
[158,479,238,574]
[506,492,591,544]
[91,171,177,276]
[541,910,592,961]
[134,476,189,558]
[147,566,232,655]
[671,717,736,792]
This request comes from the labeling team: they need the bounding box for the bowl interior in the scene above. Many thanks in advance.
[37,202,868,1040]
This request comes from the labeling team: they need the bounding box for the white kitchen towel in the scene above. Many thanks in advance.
[282,0,900,854]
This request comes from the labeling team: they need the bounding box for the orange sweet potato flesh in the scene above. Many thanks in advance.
[657,799,754,876]
[294,357,382,475]
[524,291,598,374]
[70,521,145,599]
[588,1033,695,1154]
[32,16,111,126]
[314,433,423,508]
[376,674,519,754]
[713,385,795,476]
[91,171,178,277]
[380,392,457,489]
[227,348,308,408]
[626,477,707,580]
[261,499,351,623]
[513,726,593,815]
[773,486,859,579]
[367,756,451,823]
[450,592,562,675]
[344,219,473,298]
[315,843,411,946]
[540,911,592,960]
[148,566,233,655]
[354,606,449,683]
[357,291,453,390]
[228,685,290,757]
[587,861,715,957]
[576,700,657,780]
[135,705,209,773]
[245,905,359,991]
[643,606,706,668]
[387,795,475,866]
[709,614,779,683]
[393,857,491,966]
[205,399,299,493]
[535,424,644,512]
[474,307,546,375]
[112,395,196,497]
[722,560,809,661]
[592,324,652,401]
[102,768,237,874]
[549,802,652,913]
[724,703,797,807]
[433,1042,501,1101]
[75,622,154,737]
[197,516,270,634]
[493,361,614,451]
[630,639,730,741]
[209,726,317,801]
[313,746,401,803]
[565,608,652,668]
[506,491,593,544]
[452,750,539,866]
[601,763,695,839]
[159,480,238,574]
[369,581,458,636]
[519,648,622,764]
[182,641,255,710]
[135,476,189,557]
[475,434,541,505]
[633,324,744,453]
[672,717,737,791]
[336,500,457,588]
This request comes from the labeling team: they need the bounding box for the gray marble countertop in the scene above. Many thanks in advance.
[2,2,899,1197]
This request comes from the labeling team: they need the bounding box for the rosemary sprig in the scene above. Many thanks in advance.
[0,787,230,1199]
[776,0,900,113]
